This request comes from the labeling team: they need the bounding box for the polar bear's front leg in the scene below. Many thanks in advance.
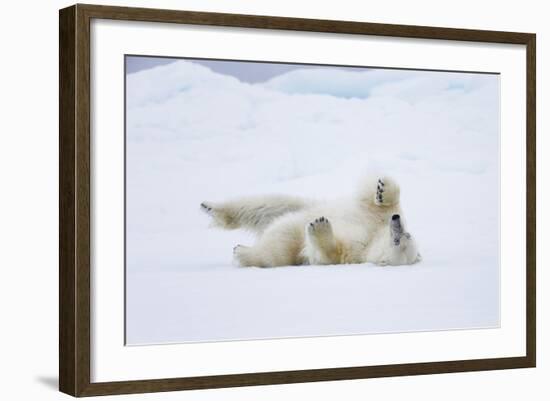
[304,217,339,265]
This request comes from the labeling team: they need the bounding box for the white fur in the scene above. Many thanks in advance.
[201,176,421,267]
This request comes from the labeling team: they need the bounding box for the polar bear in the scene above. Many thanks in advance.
[200,176,421,267]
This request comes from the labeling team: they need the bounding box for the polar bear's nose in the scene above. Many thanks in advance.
[392,214,400,221]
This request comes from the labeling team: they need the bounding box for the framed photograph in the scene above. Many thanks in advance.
[59,4,536,397]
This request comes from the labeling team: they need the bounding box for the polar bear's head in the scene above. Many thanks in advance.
[383,214,421,265]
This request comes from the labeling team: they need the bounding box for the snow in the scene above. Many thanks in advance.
[125,59,500,345]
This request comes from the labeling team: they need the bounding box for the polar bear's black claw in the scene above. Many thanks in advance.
[200,202,215,217]
[376,179,385,204]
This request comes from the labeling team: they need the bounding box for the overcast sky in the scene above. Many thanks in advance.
[125,56,372,83]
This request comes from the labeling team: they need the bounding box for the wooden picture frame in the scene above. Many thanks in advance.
[59,3,536,397]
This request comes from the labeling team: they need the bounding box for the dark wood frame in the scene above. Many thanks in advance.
[59,3,536,397]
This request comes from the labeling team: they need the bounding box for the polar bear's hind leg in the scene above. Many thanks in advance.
[200,195,308,234]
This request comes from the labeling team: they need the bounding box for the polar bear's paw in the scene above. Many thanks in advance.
[375,179,385,206]
[200,202,214,215]
[307,217,333,241]
[201,201,230,228]
[305,217,339,264]
[233,244,254,267]
[373,177,400,206]
[308,216,331,234]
